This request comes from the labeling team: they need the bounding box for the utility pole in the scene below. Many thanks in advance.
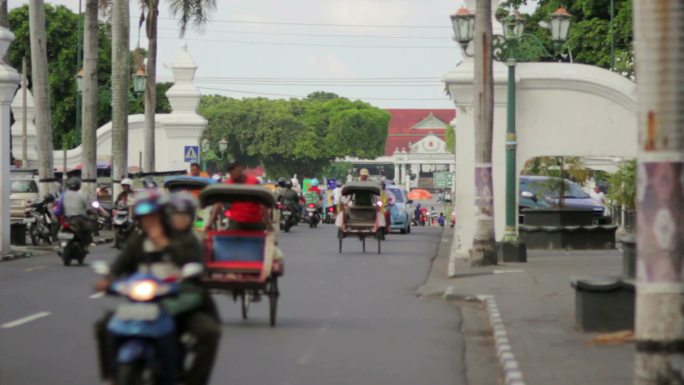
[470,0,496,266]
[610,0,615,71]
[633,1,684,384]
[143,0,159,173]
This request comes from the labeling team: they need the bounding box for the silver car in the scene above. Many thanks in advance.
[10,177,39,220]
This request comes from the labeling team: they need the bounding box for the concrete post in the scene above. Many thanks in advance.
[0,27,21,255]
[394,163,399,183]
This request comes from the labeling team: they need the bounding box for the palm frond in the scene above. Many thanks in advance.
[167,0,216,36]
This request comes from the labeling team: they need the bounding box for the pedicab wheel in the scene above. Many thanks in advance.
[268,277,279,327]
[117,361,145,385]
[241,292,250,320]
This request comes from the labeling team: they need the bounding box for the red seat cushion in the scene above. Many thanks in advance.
[206,261,263,271]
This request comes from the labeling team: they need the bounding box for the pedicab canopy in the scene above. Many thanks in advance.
[199,184,278,209]
[163,176,216,195]
[341,181,383,196]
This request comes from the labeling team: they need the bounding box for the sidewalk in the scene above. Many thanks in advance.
[2,230,114,261]
[420,228,633,385]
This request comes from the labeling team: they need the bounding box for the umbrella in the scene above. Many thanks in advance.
[408,189,433,200]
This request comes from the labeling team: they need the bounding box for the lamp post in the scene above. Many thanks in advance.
[201,138,229,172]
[451,6,572,252]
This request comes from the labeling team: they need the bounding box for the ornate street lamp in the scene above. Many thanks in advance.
[202,138,211,153]
[503,11,525,41]
[550,6,573,44]
[450,7,475,52]
[132,64,147,95]
[450,5,572,259]
[218,138,228,153]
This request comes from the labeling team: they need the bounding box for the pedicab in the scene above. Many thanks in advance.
[337,181,385,254]
[163,176,216,234]
[198,184,283,326]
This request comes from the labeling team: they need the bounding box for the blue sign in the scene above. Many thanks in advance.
[184,146,199,163]
[327,178,337,190]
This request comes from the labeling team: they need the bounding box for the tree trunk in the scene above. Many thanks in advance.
[28,0,55,195]
[633,1,684,384]
[111,0,129,198]
[81,0,98,200]
[143,1,158,172]
[470,0,496,266]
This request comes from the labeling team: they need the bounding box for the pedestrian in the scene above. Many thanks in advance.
[437,213,445,227]
[188,162,209,178]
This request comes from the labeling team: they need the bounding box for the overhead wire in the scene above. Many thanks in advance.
[156,35,454,49]
[197,86,448,101]
[157,26,447,40]
[158,17,450,29]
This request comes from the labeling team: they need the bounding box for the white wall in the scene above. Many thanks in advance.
[445,61,637,260]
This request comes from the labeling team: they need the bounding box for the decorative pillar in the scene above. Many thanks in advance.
[10,84,37,166]
[0,27,21,255]
[394,163,399,183]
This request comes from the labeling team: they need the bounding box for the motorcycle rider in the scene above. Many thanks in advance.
[62,177,95,251]
[94,190,221,385]
[114,178,134,207]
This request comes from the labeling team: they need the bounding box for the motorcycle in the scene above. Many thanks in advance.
[112,203,134,249]
[92,261,204,385]
[91,201,112,236]
[324,206,337,224]
[57,218,87,266]
[306,203,320,228]
[24,195,57,246]
[278,203,296,233]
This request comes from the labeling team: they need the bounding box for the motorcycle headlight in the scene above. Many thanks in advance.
[129,280,158,301]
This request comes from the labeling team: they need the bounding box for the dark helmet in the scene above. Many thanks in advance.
[162,192,198,219]
[66,177,81,190]
[285,180,293,188]
[277,178,286,188]
[132,189,163,217]
[336,181,342,188]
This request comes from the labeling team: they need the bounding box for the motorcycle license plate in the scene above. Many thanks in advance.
[23,217,36,223]
[57,232,74,240]
[114,303,160,321]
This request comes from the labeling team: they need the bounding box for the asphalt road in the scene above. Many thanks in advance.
[0,224,465,385]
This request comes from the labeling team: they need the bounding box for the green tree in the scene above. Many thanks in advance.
[198,94,389,177]
[501,0,634,77]
[9,4,112,148]
[445,124,455,154]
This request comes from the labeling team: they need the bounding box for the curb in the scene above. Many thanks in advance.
[444,289,526,385]
[1,250,33,262]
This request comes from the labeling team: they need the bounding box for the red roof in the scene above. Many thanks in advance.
[384,109,456,156]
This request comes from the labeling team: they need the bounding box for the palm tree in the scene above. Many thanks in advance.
[28,0,55,194]
[140,0,216,172]
[470,0,496,266]
[81,0,99,200]
[111,0,129,199]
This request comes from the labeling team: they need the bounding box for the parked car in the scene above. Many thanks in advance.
[519,176,610,224]
[386,186,413,234]
[10,177,39,220]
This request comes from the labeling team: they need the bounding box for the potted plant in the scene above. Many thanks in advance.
[608,159,636,279]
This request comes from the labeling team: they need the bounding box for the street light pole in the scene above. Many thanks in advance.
[503,56,517,242]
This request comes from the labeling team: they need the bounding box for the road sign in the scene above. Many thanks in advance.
[433,172,453,189]
[184,146,199,163]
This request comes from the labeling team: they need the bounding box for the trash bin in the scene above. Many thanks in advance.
[10,222,27,246]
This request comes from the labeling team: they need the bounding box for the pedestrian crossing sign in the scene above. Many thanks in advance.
[184,146,199,163]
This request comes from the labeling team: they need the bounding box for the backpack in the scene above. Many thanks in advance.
[53,192,65,218]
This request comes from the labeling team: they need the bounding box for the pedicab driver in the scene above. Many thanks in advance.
[205,160,274,232]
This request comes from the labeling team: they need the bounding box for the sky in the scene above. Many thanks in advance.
[16,0,537,109]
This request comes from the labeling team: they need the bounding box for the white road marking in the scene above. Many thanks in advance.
[493,269,526,274]
[24,265,45,272]
[89,292,105,299]
[1,312,51,329]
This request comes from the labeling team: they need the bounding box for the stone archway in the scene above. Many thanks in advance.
[444,58,637,263]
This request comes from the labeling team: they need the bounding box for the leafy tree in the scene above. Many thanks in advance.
[198,94,389,177]
[445,124,455,154]
[608,159,635,210]
[9,4,172,148]
[501,0,634,77]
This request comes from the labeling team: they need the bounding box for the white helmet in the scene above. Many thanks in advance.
[121,178,133,186]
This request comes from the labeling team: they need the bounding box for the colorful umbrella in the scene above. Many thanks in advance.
[408,189,433,200]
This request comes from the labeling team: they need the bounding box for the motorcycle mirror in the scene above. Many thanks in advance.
[181,263,204,279]
[92,261,110,275]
